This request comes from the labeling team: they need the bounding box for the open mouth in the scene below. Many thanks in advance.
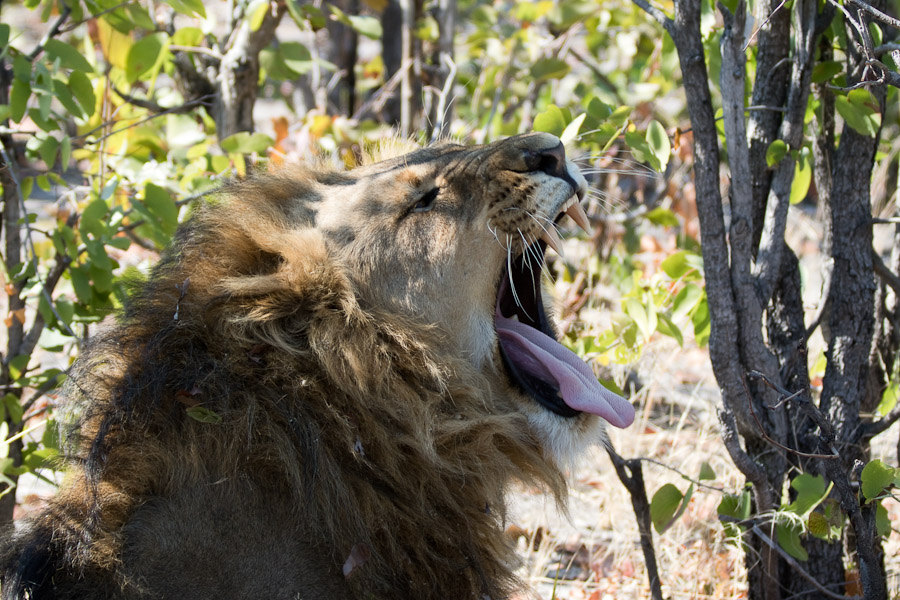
[494,199,635,429]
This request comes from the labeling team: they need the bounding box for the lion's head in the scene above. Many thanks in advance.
[1,133,633,600]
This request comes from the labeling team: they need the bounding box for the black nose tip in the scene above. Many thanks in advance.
[526,141,568,180]
[525,141,578,193]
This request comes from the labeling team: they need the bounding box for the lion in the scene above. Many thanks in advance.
[1,132,633,600]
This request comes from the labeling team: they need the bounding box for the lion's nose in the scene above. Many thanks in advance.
[527,141,569,181]
[521,138,580,196]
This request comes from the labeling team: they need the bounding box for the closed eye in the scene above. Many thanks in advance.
[411,187,439,213]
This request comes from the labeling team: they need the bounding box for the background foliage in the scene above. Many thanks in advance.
[1,0,899,597]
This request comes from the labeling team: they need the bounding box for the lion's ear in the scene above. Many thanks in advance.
[218,226,351,310]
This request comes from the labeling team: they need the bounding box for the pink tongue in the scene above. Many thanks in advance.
[496,315,634,428]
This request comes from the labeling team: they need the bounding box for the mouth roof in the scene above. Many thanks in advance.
[494,230,634,428]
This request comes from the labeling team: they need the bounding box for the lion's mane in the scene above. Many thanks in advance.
[3,169,566,599]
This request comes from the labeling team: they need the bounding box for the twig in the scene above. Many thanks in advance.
[59,1,134,33]
[805,258,834,341]
[863,402,900,437]
[847,0,900,30]
[636,457,728,493]
[631,0,674,32]
[606,445,664,600]
[0,141,78,342]
[429,54,456,144]
[873,250,900,296]
[169,45,223,61]
[744,372,839,459]
[740,522,863,600]
[26,7,72,61]
[78,95,216,144]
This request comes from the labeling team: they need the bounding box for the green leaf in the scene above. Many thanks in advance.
[186,405,222,424]
[860,459,899,502]
[692,298,710,346]
[834,93,880,137]
[126,32,169,83]
[765,139,787,167]
[165,0,206,18]
[8,355,30,381]
[672,283,703,321]
[170,27,204,47]
[875,501,891,537]
[247,0,270,30]
[560,113,585,146]
[220,132,274,154]
[877,382,898,416]
[44,39,94,72]
[533,105,568,137]
[80,199,109,238]
[624,130,661,171]
[811,61,842,84]
[650,483,683,533]
[38,136,59,168]
[144,183,179,235]
[645,207,679,227]
[329,6,382,39]
[698,462,716,481]
[530,58,570,82]
[0,24,9,50]
[70,265,93,304]
[10,79,30,123]
[347,15,382,39]
[789,148,812,204]
[280,42,312,75]
[645,120,670,170]
[660,253,694,279]
[3,394,24,423]
[776,522,808,561]
[68,71,96,119]
[655,312,683,346]
[786,473,829,516]
[624,297,656,341]
[807,511,828,539]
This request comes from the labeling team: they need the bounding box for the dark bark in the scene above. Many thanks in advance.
[607,449,663,600]
[425,0,456,140]
[326,0,360,115]
[747,0,791,251]
[380,0,403,126]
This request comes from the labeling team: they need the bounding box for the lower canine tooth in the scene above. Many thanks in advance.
[540,228,564,257]
[566,201,593,235]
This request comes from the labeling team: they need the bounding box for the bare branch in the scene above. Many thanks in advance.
[26,6,72,61]
[631,0,675,33]
[740,523,863,600]
[606,445,664,600]
[873,250,900,296]
[847,0,900,30]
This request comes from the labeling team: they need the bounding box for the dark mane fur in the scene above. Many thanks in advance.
[1,169,565,599]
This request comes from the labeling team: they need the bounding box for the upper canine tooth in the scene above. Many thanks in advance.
[566,201,593,235]
[540,227,565,258]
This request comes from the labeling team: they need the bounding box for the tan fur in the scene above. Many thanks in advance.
[1,133,604,600]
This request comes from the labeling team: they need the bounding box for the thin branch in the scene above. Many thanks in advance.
[59,1,134,33]
[864,402,900,436]
[606,445,664,600]
[169,45,223,61]
[631,0,675,33]
[740,522,863,600]
[26,7,72,61]
[873,250,900,296]
[744,372,839,459]
[0,141,78,343]
[847,0,900,30]
[78,95,216,144]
